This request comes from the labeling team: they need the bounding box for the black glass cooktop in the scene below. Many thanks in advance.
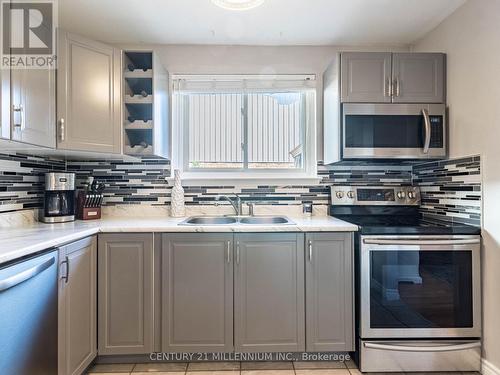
[330,206,481,235]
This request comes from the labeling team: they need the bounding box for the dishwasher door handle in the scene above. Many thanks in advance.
[0,256,56,292]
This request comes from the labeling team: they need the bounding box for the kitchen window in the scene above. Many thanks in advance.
[171,74,317,181]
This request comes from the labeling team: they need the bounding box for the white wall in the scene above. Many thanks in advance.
[413,0,500,371]
[119,44,409,160]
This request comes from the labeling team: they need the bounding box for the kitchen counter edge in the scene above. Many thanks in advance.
[0,216,358,265]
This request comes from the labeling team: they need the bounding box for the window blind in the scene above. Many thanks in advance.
[172,74,316,93]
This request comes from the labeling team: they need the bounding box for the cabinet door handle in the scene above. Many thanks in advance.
[308,240,313,262]
[61,255,69,283]
[385,77,391,97]
[12,104,23,129]
[59,118,65,142]
[394,77,401,97]
[226,241,231,264]
[236,241,240,265]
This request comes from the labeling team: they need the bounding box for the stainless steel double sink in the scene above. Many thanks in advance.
[179,215,294,226]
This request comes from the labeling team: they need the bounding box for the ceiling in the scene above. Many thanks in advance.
[59,0,466,46]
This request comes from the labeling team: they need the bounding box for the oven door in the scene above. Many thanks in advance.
[360,235,481,339]
[342,103,446,159]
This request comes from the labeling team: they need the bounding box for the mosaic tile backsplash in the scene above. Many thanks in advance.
[0,153,65,213]
[0,152,412,212]
[413,156,481,226]
[0,151,482,228]
[66,158,171,206]
[324,163,413,186]
[64,161,411,207]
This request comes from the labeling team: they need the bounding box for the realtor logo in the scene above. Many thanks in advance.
[1,0,57,69]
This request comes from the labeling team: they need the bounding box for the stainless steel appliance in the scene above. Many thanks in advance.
[331,186,481,372]
[0,249,58,375]
[42,172,75,223]
[342,103,447,159]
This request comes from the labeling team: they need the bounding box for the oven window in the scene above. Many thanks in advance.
[370,250,473,329]
[345,115,443,148]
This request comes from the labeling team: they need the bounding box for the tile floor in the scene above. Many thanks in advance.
[85,361,480,375]
[86,360,354,375]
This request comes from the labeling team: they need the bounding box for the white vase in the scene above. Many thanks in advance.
[170,169,185,217]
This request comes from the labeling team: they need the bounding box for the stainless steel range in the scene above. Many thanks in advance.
[330,185,481,373]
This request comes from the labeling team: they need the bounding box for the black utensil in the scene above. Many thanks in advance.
[91,179,98,194]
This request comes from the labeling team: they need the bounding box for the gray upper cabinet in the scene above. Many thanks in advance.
[234,233,305,352]
[0,67,10,140]
[98,233,155,355]
[341,52,445,103]
[341,52,392,103]
[57,30,121,153]
[305,233,354,352]
[0,59,55,147]
[392,53,445,103]
[58,236,97,375]
[10,68,56,148]
[161,234,233,353]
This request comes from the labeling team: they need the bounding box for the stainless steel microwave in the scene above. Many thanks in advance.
[342,103,447,159]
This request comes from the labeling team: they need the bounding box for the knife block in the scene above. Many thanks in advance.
[76,190,102,220]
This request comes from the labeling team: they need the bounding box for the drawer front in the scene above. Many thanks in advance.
[360,340,481,373]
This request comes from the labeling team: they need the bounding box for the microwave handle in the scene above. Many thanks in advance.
[422,108,431,154]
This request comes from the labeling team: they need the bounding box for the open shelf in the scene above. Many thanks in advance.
[122,51,169,158]
[125,77,153,94]
[125,103,153,122]
[124,120,154,130]
[124,128,154,155]
[124,144,153,155]
[124,94,153,104]
[124,52,152,70]
[124,69,153,79]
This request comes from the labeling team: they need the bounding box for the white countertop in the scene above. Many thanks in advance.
[0,216,358,265]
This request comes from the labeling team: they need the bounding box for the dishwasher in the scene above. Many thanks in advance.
[0,248,58,375]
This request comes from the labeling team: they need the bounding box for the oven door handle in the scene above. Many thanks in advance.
[364,341,481,352]
[363,238,480,245]
[422,108,431,154]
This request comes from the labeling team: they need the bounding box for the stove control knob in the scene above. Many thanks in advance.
[397,191,406,200]
[335,191,344,199]
[408,191,416,199]
[347,191,355,199]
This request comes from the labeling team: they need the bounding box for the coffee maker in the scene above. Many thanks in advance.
[41,172,76,223]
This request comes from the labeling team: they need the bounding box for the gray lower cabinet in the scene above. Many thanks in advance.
[305,233,354,352]
[94,231,354,356]
[58,236,97,375]
[161,234,233,352]
[57,30,121,153]
[234,233,305,352]
[98,233,155,355]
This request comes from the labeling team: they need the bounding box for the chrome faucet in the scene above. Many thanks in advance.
[215,195,243,216]
[246,202,255,216]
